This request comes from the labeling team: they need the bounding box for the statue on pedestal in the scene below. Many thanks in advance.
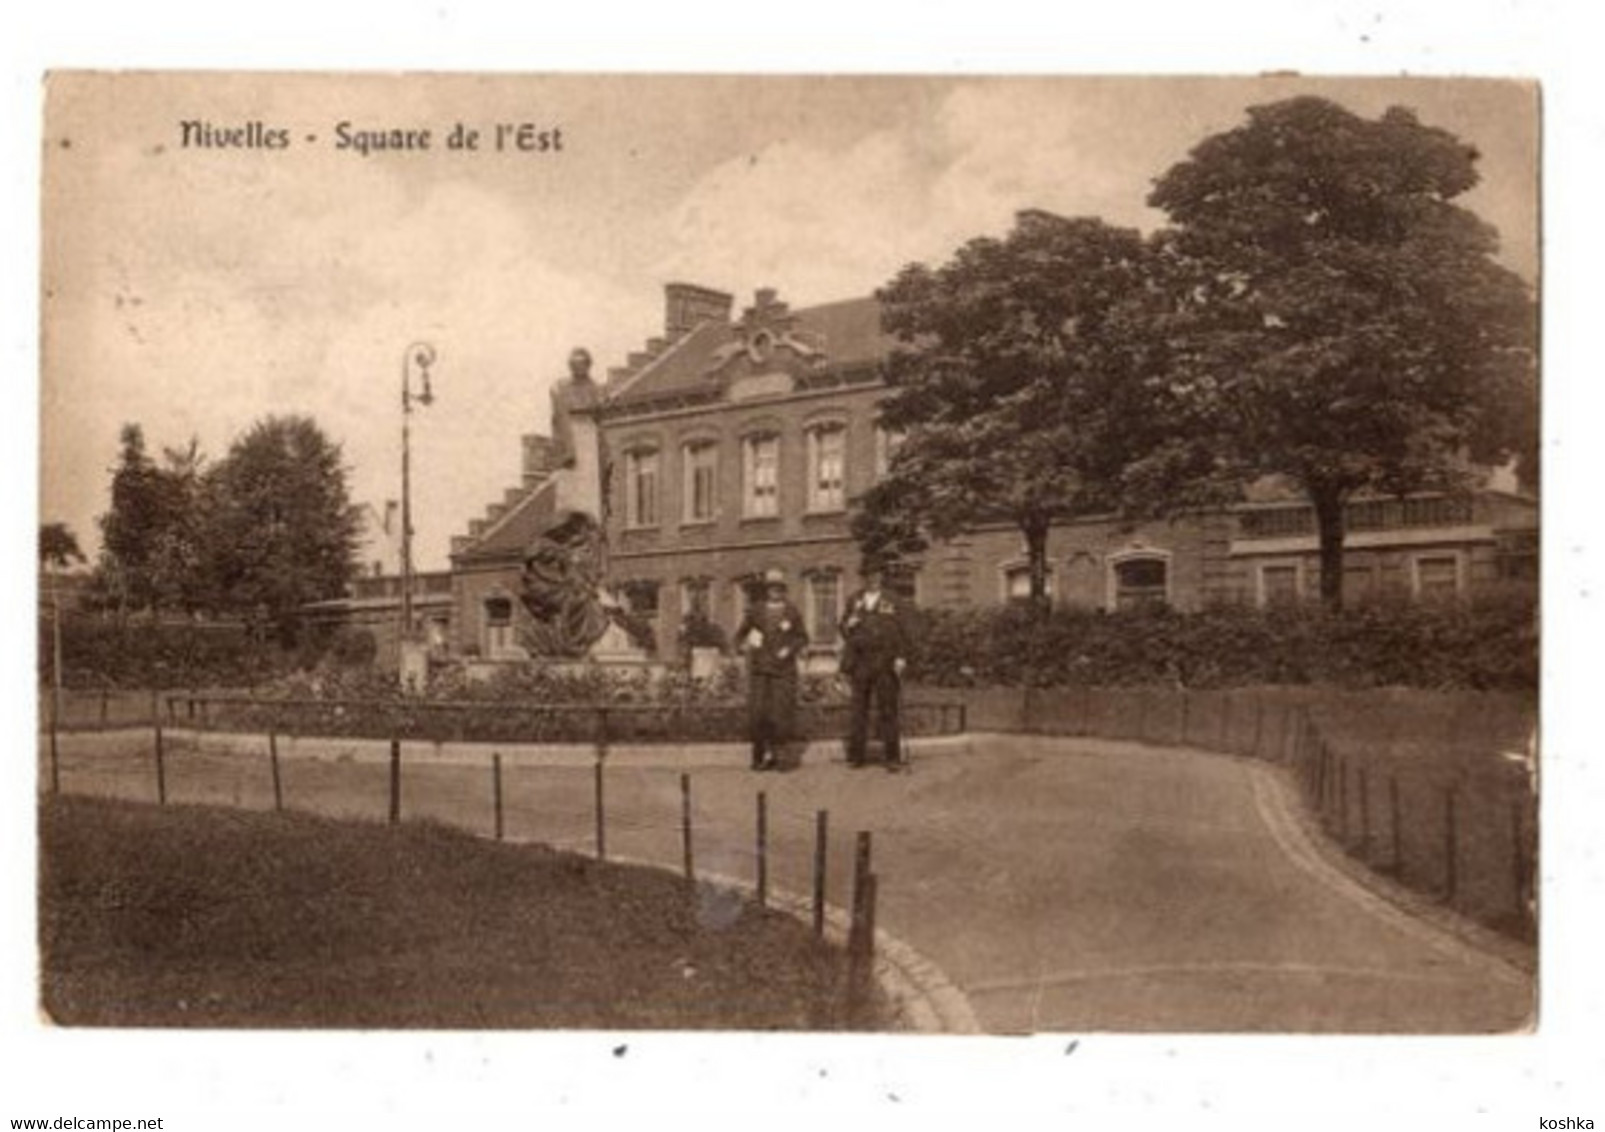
[550,347,600,470]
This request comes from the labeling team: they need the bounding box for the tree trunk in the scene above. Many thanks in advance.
[1024,516,1052,608]
[1312,487,1347,610]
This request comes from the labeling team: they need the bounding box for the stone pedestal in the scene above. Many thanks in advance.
[399,638,430,693]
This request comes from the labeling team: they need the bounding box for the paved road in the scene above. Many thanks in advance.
[44,728,1534,1033]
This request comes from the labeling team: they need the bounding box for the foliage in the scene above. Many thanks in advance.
[39,522,86,569]
[94,425,203,614]
[860,211,1216,603]
[678,609,730,653]
[1148,97,1539,606]
[905,589,1537,692]
[199,415,360,643]
[42,614,306,690]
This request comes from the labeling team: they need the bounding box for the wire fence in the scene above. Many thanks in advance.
[39,696,897,1025]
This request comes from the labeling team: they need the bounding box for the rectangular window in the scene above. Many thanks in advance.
[626,449,659,528]
[808,425,846,512]
[1112,557,1167,610]
[1414,554,1462,599]
[484,597,514,657]
[681,577,712,619]
[806,572,841,647]
[682,441,718,523]
[744,435,779,518]
[1005,563,1053,602]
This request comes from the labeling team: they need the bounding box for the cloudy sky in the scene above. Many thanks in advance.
[40,73,1537,571]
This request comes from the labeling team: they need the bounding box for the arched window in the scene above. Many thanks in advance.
[805,421,847,512]
[742,432,781,518]
[681,439,719,523]
[803,568,843,647]
[623,447,660,528]
[482,594,515,657]
[1107,550,1171,610]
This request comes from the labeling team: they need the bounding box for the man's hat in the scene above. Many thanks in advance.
[859,555,890,577]
[762,567,787,588]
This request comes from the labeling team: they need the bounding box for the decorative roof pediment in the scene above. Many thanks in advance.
[703,288,829,386]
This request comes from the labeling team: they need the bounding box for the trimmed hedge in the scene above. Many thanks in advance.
[41,616,309,690]
[184,660,963,744]
[906,590,1538,691]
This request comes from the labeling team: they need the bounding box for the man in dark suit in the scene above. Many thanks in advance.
[839,560,910,771]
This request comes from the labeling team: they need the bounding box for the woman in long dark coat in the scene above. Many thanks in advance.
[735,569,810,771]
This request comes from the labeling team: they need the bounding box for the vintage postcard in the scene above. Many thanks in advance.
[31,65,1557,1120]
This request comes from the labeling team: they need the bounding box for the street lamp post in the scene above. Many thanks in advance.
[401,342,436,656]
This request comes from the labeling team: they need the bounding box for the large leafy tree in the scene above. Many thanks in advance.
[857,210,1211,604]
[201,415,359,642]
[1149,96,1538,607]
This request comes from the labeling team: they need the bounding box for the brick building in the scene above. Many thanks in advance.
[439,279,1537,669]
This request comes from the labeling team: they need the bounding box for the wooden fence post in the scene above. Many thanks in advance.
[1443,786,1459,904]
[1337,756,1349,844]
[593,758,607,861]
[492,752,504,842]
[1179,689,1190,747]
[388,737,401,824]
[99,686,110,727]
[269,731,283,812]
[1253,697,1265,759]
[48,707,61,795]
[1220,692,1232,751]
[154,714,167,805]
[813,809,829,939]
[849,831,874,956]
[1358,767,1371,860]
[680,773,694,883]
[1389,775,1403,876]
[756,791,769,909]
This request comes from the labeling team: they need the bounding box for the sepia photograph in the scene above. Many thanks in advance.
[12,8,1597,1118]
[36,69,1541,1038]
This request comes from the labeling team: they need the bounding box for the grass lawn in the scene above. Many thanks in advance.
[39,795,890,1030]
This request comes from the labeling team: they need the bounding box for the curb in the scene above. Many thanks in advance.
[598,852,981,1035]
[91,728,974,769]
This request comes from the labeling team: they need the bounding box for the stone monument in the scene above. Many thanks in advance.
[515,347,649,661]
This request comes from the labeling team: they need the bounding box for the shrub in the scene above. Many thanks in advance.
[906,590,1537,691]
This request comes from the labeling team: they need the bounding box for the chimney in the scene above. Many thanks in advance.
[664,282,734,339]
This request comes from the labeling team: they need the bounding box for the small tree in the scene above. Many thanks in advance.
[96,424,162,614]
[860,210,1211,604]
[1149,96,1538,607]
[39,522,85,571]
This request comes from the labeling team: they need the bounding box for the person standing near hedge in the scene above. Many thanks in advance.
[840,559,910,771]
[735,568,809,771]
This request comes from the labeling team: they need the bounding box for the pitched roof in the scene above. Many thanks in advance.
[452,477,559,564]
[606,295,894,409]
